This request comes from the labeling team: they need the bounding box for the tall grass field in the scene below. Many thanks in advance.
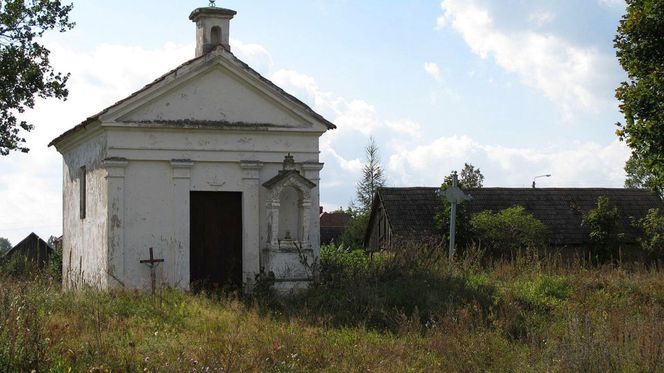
[1,246,663,372]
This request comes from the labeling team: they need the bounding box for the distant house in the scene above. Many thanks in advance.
[320,208,351,244]
[2,233,54,268]
[365,187,664,252]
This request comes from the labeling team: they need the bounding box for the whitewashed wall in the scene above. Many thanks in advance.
[61,129,109,289]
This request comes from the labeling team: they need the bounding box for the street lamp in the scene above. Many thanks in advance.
[532,174,551,188]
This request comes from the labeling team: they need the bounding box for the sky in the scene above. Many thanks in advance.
[0,0,630,244]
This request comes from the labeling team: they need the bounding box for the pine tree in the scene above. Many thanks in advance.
[355,136,386,213]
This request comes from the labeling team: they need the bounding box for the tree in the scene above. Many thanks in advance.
[459,163,484,188]
[338,206,370,250]
[624,154,663,197]
[614,0,664,197]
[355,136,386,213]
[0,237,10,253]
[443,163,484,189]
[339,137,387,250]
[581,196,624,263]
[0,0,74,155]
[635,208,664,264]
[470,206,548,259]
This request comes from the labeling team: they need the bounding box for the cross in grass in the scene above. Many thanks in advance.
[140,247,164,294]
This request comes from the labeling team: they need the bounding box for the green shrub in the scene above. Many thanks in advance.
[510,274,569,311]
[469,206,548,258]
[0,255,40,279]
[338,208,369,250]
[47,243,63,283]
[320,244,370,272]
[581,196,624,263]
[636,208,664,262]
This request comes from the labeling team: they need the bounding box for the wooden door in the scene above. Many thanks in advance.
[190,191,243,291]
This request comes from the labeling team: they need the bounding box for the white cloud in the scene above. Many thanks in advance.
[386,119,422,138]
[323,145,363,174]
[230,38,274,74]
[269,69,404,140]
[424,62,442,81]
[388,135,630,188]
[435,15,447,30]
[437,0,618,118]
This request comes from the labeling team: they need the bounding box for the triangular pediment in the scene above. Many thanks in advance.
[118,64,319,129]
[115,60,325,130]
[50,49,335,147]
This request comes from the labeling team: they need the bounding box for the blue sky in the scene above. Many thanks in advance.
[0,0,630,244]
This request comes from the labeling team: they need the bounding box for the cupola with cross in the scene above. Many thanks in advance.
[189,1,237,56]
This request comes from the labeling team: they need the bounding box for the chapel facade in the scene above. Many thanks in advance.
[49,6,334,292]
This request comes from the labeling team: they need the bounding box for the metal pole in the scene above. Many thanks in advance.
[449,201,457,262]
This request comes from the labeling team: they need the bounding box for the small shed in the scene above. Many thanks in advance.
[3,233,54,268]
[365,187,664,251]
[320,208,351,244]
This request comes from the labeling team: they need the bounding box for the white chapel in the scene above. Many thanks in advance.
[49,5,335,292]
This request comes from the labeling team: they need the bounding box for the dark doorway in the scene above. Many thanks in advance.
[190,191,243,291]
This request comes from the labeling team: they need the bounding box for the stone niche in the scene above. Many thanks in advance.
[262,154,316,291]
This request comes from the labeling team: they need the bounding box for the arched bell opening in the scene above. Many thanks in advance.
[210,26,222,47]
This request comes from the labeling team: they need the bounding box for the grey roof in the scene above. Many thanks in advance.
[3,232,53,263]
[375,187,443,240]
[49,47,336,147]
[370,187,664,247]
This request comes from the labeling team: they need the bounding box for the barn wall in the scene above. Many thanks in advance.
[61,132,108,289]
[367,206,391,252]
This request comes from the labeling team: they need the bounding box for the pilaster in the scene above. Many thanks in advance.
[302,162,324,250]
[171,159,194,289]
[104,157,128,288]
[240,160,263,286]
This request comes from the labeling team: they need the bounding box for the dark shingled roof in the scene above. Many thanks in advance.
[3,233,54,267]
[374,187,664,246]
[378,187,443,239]
[320,211,351,228]
[320,211,352,245]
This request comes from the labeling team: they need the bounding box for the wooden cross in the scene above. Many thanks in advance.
[140,247,164,294]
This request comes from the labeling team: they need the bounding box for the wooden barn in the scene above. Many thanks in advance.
[2,233,54,268]
[364,187,664,252]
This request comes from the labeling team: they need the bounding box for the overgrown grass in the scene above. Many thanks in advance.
[1,246,663,372]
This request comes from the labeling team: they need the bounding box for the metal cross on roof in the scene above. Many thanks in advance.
[209,0,216,7]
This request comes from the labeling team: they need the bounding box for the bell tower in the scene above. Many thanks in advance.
[189,4,237,56]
